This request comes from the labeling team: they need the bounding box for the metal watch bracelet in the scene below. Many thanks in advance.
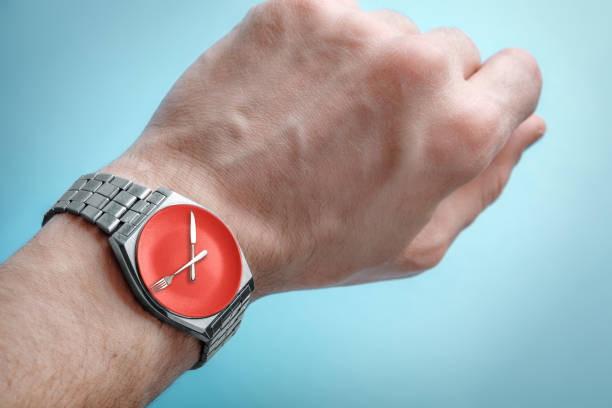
[42,172,250,369]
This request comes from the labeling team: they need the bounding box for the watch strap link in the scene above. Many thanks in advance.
[193,279,254,369]
[42,172,166,235]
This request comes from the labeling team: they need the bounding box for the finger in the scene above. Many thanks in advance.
[436,114,546,235]
[422,27,481,78]
[361,114,544,282]
[366,9,419,35]
[468,48,542,131]
[382,114,546,278]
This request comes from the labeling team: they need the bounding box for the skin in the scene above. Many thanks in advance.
[0,0,544,406]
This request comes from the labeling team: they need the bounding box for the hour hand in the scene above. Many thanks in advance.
[190,210,197,281]
[150,250,208,292]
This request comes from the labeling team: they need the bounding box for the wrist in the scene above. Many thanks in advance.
[104,140,284,301]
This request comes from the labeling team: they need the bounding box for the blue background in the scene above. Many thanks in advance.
[1,1,610,407]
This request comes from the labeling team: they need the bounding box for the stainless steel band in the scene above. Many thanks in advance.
[196,281,253,368]
[42,172,162,235]
[43,172,251,369]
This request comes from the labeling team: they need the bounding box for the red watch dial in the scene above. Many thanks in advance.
[136,204,242,318]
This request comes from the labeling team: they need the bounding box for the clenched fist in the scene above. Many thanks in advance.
[108,0,544,297]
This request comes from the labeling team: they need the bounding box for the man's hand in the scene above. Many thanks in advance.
[1,1,544,406]
[110,0,543,295]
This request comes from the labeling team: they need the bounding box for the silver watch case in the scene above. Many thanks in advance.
[108,187,254,343]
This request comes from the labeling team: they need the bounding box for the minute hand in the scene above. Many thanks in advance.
[190,210,197,281]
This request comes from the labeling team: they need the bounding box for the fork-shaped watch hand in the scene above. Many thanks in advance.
[149,249,208,292]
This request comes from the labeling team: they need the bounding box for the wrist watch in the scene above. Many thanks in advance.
[42,172,254,369]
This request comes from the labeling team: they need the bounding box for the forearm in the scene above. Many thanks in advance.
[0,207,198,406]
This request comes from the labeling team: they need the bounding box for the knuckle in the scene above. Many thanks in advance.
[428,99,503,183]
[426,26,479,56]
[448,27,480,58]
[433,26,464,38]
[376,8,404,20]
[499,47,542,89]
[445,27,473,44]
[409,39,448,75]
[376,38,448,84]
[336,12,391,42]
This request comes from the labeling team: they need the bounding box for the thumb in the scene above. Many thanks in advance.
[396,113,545,274]
[437,113,547,239]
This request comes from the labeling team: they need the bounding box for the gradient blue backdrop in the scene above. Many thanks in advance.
[1,1,610,407]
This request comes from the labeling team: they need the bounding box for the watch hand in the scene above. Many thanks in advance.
[149,249,208,292]
[189,210,196,282]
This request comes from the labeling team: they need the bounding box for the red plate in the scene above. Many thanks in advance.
[136,204,242,318]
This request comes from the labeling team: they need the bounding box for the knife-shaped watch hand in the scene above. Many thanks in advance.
[190,210,197,281]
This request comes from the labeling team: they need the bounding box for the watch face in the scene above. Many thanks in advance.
[136,204,242,318]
